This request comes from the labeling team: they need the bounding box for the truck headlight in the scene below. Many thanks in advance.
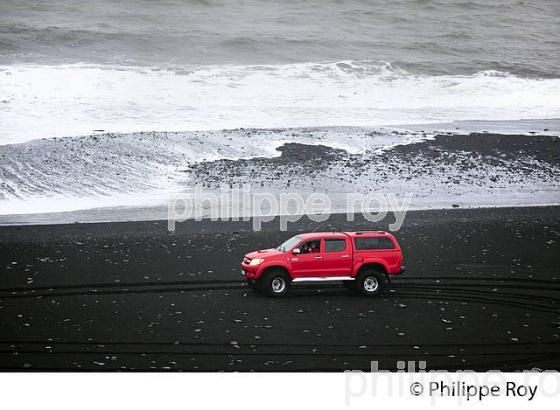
[249,258,264,266]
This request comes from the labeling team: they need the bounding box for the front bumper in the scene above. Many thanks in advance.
[241,264,259,279]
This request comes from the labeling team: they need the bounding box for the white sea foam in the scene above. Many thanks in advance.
[1,61,560,145]
[0,127,430,208]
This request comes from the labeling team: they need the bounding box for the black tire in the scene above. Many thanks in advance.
[355,270,386,296]
[260,269,291,298]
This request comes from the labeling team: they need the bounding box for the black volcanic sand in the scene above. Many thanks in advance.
[0,206,559,371]
[189,133,560,189]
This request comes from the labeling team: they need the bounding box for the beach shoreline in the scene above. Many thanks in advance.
[1,131,559,225]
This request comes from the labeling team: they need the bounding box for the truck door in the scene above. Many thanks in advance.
[290,239,325,277]
[322,237,352,276]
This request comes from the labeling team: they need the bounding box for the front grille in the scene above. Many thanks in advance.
[243,256,251,265]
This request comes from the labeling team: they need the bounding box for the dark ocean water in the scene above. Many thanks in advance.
[1,0,559,77]
[1,0,560,145]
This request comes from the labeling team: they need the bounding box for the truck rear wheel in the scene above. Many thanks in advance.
[260,269,291,298]
[356,270,386,296]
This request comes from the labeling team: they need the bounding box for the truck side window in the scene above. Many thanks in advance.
[324,238,346,252]
[299,240,321,254]
[354,237,395,250]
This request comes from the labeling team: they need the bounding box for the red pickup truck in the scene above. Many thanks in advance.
[241,231,404,297]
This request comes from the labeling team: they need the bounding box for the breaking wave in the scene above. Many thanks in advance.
[1,60,560,145]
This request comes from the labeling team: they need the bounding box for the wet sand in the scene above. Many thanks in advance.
[0,206,559,371]
[1,132,559,225]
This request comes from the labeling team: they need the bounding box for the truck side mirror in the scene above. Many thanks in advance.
[292,248,301,254]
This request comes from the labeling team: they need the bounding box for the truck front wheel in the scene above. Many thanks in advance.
[356,270,386,296]
[260,269,291,297]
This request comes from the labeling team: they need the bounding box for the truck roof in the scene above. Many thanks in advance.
[297,231,389,239]
[343,231,388,237]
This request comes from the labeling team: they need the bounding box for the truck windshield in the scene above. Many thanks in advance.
[276,236,302,252]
